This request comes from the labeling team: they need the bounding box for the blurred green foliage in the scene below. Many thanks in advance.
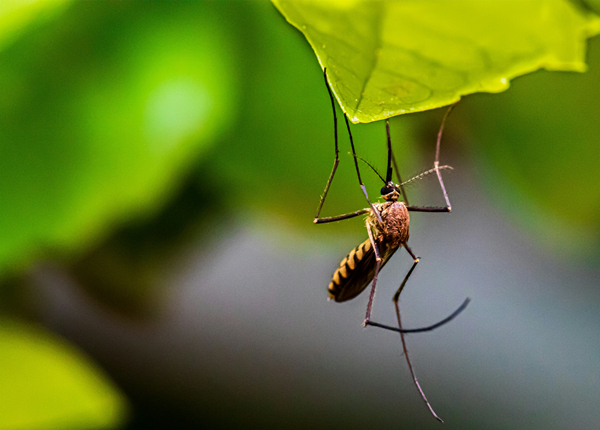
[0,318,126,430]
[463,34,600,259]
[0,0,69,52]
[0,1,599,429]
[0,1,235,280]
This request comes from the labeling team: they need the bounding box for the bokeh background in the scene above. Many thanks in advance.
[1,2,600,429]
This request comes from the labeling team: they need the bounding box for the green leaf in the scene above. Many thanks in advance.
[0,318,127,429]
[272,0,600,123]
[0,3,237,279]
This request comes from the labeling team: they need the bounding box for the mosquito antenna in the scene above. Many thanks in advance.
[401,166,454,187]
[355,155,386,184]
[365,297,470,334]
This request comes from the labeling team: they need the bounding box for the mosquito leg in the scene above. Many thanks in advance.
[405,104,457,213]
[392,244,419,301]
[366,239,470,333]
[363,242,441,420]
[384,119,393,183]
[314,209,369,224]
[395,292,444,422]
[406,206,450,213]
[392,243,443,422]
[345,115,383,225]
[314,68,341,222]
[363,240,417,330]
[387,119,409,205]
[433,103,457,210]
[365,298,470,333]
[315,69,381,224]
[362,222,382,326]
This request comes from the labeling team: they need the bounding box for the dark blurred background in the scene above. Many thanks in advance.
[1,2,600,429]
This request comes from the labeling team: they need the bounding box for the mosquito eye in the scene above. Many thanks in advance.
[381,185,393,195]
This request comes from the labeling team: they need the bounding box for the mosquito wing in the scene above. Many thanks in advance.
[328,238,398,303]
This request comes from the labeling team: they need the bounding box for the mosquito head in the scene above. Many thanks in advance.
[381,182,400,201]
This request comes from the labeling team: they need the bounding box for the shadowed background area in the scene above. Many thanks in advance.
[1,2,600,429]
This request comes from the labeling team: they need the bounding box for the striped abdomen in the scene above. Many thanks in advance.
[328,238,397,302]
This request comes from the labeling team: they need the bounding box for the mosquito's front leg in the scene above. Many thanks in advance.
[314,68,381,225]
[386,119,409,205]
[314,69,341,222]
[314,209,369,224]
[344,115,383,225]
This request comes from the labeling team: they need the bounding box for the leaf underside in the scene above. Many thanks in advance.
[273,0,600,123]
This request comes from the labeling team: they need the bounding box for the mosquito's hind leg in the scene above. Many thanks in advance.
[392,243,419,301]
[363,238,468,335]
[364,240,470,334]
[363,242,443,420]
[393,244,443,422]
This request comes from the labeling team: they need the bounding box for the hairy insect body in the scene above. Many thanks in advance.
[328,197,410,303]
[369,201,410,248]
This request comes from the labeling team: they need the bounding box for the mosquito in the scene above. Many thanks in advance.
[314,69,469,422]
